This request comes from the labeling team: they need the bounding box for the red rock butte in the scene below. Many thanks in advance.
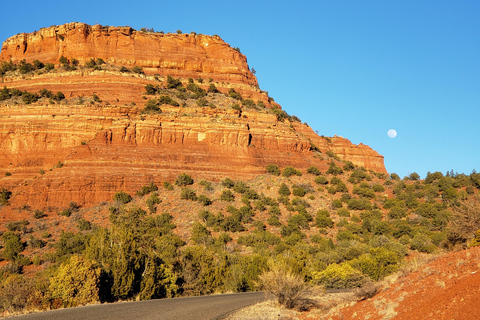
[0,22,386,209]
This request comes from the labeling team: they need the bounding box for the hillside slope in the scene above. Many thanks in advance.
[328,247,480,320]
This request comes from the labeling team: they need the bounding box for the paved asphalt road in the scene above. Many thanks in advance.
[11,292,268,320]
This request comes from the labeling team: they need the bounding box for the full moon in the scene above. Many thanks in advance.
[387,129,397,138]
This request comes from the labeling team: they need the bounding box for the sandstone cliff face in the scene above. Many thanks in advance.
[0,103,385,208]
[0,23,386,209]
[0,22,257,87]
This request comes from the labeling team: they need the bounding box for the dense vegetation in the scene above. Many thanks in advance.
[0,163,479,313]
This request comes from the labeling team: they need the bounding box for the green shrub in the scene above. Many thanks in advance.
[229,104,241,112]
[197,195,212,206]
[49,255,101,307]
[332,199,343,209]
[1,231,24,261]
[326,186,336,195]
[430,232,447,246]
[21,91,39,104]
[32,255,42,265]
[409,172,420,180]
[353,186,375,199]
[282,166,302,178]
[196,98,208,107]
[347,198,371,211]
[221,177,235,188]
[314,262,367,289]
[337,208,351,217]
[243,189,259,200]
[278,183,291,196]
[267,216,282,226]
[335,182,349,193]
[220,190,234,202]
[372,184,385,193]
[84,58,96,68]
[143,99,162,113]
[388,206,407,219]
[471,172,480,189]
[136,182,158,196]
[0,188,12,205]
[242,99,256,109]
[288,214,310,230]
[0,86,11,101]
[33,209,45,219]
[53,91,66,101]
[180,188,197,201]
[410,234,436,253]
[146,193,161,213]
[343,161,355,171]
[207,84,219,93]
[18,60,34,74]
[307,166,321,175]
[175,173,194,186]
[271,107,290,122]
[145,84,158,95]
[77,219,92,231]
[166,75,183,90]
[186,83,207,98]
[42,62,53,71]
[163,181,174,190]
[59,208,72,217]
[315,176,329,185]
[228,88,242,100]
[292,186,306,197]
[390,173,401,181]
[232,181,249,194]
[132,66,144,74]
[266,164,280,176]
[157,95,179,106]
[38,88,53,98]
[351,247,400,281]
[326,162,343,176]
[10,88,22,97]
[113,191,132,204]
[315,210,334,228]
[59,55,69,65]
[198,180,214,191]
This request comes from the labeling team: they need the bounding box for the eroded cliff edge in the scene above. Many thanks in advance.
[0,23,386,209]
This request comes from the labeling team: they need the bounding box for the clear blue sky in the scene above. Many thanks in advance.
[1,0,478,178]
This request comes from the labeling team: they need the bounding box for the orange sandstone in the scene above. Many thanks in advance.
[0,23,386,209]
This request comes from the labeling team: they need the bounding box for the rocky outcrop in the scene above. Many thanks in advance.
[0,22,257,86]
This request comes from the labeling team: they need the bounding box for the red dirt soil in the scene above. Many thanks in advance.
[328,246,480,320]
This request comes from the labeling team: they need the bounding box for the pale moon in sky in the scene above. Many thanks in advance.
[388,129,397,138]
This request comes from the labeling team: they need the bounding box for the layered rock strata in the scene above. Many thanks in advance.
[0,23,386,209]
[0,102,385,208]
[0,22,257,86]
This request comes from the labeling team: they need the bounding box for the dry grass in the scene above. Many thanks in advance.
[224,300,291,320]
[225,278,384,320]
[257,260,320,310]
[223,291,357,320]
[397,253,440,278]
[353,279,381,301]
